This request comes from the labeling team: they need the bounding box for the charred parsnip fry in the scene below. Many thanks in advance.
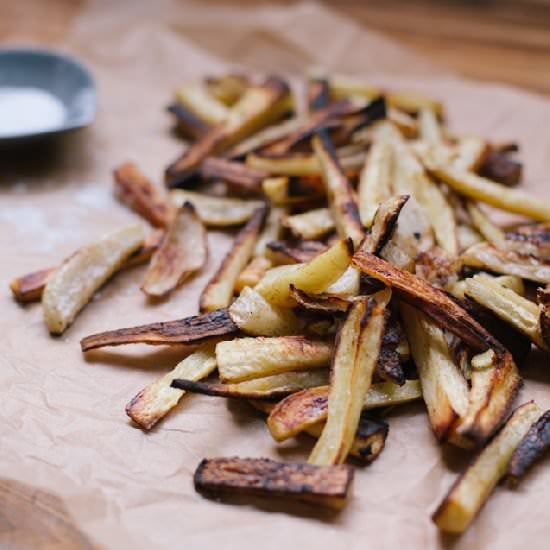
[309,291,389,465]
[464,275,545,348]
[126,345,216,430]
[537,288,550,348]
[421,149,550,220]
[234,257,272,293]
[142,203,207,298]
[267,380,422,442]
[401,305,469,441]
[80,308,238,351]
[312,131,364,244]
[461,242,550,284]
[167,103,210,141]
[266,240,327,265]
[166,77,290,186]
[479,150,522,187]
[200,207,267,312]
[175,82,229,124]
[194,457,354,510]
[283,208,335,240]
[358,140,394,227]
[507,410,550,484]
[201,157,267,194]
[216,336,332,383]
[43,224,145,335]
[113,162,174,227]
[289,286,352,315]
[504,222,550,261]
[170,190,264,227]
[466,202,506,247]
[10,267,56,303]
[433,401,542,534]
[171,369,329,400]
[256,239,352,306]
[228,286,302,336]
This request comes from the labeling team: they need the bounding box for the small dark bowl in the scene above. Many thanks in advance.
[0,47,96,143]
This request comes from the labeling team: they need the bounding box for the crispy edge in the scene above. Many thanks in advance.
[9,267,57,303]
[201,157,267,194]
[266,240,328,265]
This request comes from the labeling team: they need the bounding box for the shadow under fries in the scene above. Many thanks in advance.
[520,348,550,385]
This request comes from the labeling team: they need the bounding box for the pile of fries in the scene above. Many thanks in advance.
[11,72,550,533]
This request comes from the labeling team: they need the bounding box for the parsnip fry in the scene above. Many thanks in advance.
[126,345,216,429]
[201,157,267,194]
[358,140,393,227]
[283,208,335,241]
[228,286,302,336]
[433,401,542,534]
[309,291,389,465]
[175,82,229,124]
[422,149,550,220]
[167,102,210,141]
[170,190,265,227]
[419,107,442,144]
[453,137,489,172]
[142,203,207,298]
[262,176,324,205]
[504,222,550,261]
[256,239,352,306]
[466,202,506,248]
[216,336,332,383]
[401,304,469,441]
[200,206,267,312]
[234,257,272,293]
[266,240,327,265]
[461,242,550,284]
[80,308,238,351]
[113,162,174,227]
[10,267,56,303]
[194,457,354,510]
[205,74,248,106]
[254,206,284,257]
[312,131,364,244]
[267,380,422,442]
[171,369,328,400]
[43,224,145,334]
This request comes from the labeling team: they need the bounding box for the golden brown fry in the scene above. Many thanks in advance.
[200,206,267,312]
[216,336,332,383]
[43,224,145,335]
[256,239,352,306]
[142,203,207,298]
[201,157,267,194]
[507,410,550,484]
[309,291,389,465]
[169,190,265,227]
[113,162,174,227]
[267,380,422,442]
[126,345,216,430]
[171,369,329,400]
[433,401,542,534]
[194,457,354,510]
[80,308,238,351]
[166,77,290,187]
[461,242,550,284]
[312,131,364,245]
[283,208,335,241]
[401,304,469,441]
[351,250,503,353]
[421,148,550,220]
[358,140,394,227]
[387,108,418,138]
[234,257,272,293]
[228,286,302,336]
[265,240,327,265]
[9,267,56,303]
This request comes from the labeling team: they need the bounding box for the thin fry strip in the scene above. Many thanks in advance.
[267,380,422,442]
[309,291,389,465]
[466,202,506,248]
[142,203,207,298]
[80,308,238,351]
[201,157,267,194]
[200,206,267,312]
[433,401,542,534]
[126,344,217,430]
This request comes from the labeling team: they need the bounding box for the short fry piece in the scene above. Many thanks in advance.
[507,410,550,484]
[309,292,389,465]
[126,345,216,429]
[200,207,267,312]
[216,336,332,383]
[433,401,542,534]
[283,208,335,241]
[170,190,265,227]
[80,308,238,351]
[10,267,56,303]
[43,224,145,334]
[113,162,174,227]
[194,457,354,510]
[142,203,207,297]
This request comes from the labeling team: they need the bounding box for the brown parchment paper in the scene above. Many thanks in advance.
[2,1,550,548]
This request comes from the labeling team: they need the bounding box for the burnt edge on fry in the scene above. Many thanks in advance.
[170,379,290,401]
[537,287,550,348]
[376,310,406,385]
[80,308,238,351]
[352,250,503,353]
[289,285,352,315]
[10,267,57,303]
[266,240,328,264]
[353,413,389,464]
[199,205,268,312]
[367,194,410,255]
[201,157,268,194]
[193,457,354,509]
[166,102,210,141]
[507,410,550,484]
[478,150,522,187]
[506,222,550,260]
